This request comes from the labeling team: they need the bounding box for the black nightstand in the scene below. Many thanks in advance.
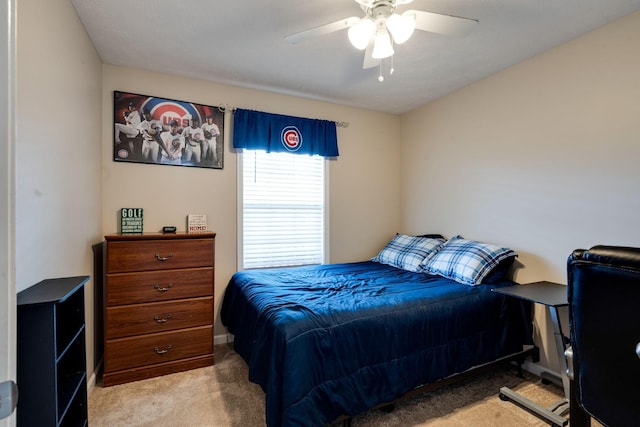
[492,281,570,427]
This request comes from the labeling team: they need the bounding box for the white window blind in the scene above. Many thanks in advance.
[241,150,325,269]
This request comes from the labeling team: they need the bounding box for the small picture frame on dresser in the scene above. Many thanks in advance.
[119,208,143,233]
[187,214,207,233]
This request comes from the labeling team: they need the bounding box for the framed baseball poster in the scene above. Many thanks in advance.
[113,90,224,169]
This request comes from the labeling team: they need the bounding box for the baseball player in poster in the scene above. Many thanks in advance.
[137,109,163,163]
[114,102,142,159]
[201,114,221,166]
[182,117,205,164]
[159,120,185,165]
[115,102,141,143]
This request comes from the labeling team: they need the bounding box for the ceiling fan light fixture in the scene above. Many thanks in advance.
[386,13,415,44]
[371,31,394,59]
[348,18,375,50]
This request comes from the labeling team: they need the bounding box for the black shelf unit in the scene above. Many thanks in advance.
[17,276,90,427]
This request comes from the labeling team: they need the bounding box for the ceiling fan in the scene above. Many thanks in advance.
[285,0,478,80]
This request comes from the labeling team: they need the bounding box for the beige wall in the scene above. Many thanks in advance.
[16,0,103,380]
[401,11,640,371]
[102,65,403,338]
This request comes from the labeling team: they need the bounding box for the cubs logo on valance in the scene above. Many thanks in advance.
[233,109,339,157]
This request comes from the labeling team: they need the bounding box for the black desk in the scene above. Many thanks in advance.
[492,281,570,427]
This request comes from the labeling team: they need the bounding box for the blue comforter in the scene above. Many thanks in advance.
[221,261,531,426]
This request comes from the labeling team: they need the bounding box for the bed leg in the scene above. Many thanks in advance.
[531,346,540,363]
[511,353,529,378]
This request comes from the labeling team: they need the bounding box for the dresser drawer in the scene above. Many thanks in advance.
[105,297,213,339]
[106,238,214,273]
[106,267,213,305]
[105,325,213,372]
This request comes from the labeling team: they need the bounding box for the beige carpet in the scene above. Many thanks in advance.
[89,343,583,426]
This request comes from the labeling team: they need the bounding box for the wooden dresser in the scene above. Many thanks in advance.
[103,232,215,386]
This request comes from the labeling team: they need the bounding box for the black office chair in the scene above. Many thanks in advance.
[566,246,640,427]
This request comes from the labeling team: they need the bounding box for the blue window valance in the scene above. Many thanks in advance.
[233,109,339,157]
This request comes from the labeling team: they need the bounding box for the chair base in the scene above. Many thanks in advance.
[499,386,569,427]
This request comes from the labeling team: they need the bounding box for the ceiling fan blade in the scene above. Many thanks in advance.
[362,39,380,69]
[285,17,360,44]
[406,10,478,37]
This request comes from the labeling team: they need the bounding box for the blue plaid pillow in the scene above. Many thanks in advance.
[420,236,517,285]
[372,234,445,272]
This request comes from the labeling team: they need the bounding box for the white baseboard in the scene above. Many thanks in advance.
[87,372,96,395]
[87,358,104,397]
[214,333,234,345]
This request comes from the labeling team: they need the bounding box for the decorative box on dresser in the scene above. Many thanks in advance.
[103,232,215,386]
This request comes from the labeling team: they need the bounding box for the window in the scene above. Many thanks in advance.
[240,150,326,269]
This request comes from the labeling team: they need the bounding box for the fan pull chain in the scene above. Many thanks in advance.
[378,55,396,82]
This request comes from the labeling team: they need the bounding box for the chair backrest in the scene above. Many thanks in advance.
[567,246,640,427]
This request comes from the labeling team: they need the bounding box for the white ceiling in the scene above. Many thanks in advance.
[70,0,640,114]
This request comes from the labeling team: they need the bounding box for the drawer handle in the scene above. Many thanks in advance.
[153,345,173,355]
[154,314,173,323]
[154,252,174,262]
[153,283,173,293]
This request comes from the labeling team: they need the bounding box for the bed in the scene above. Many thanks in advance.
[221,235,533,426]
